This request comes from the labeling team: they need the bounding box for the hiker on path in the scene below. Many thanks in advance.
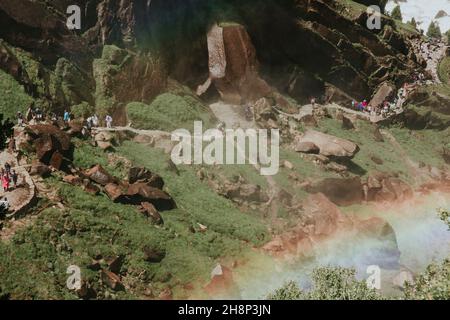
[2,172,10,192]
[310,97,316,108]
[105,115,113,128]
[0,197,9,215]
[11,170,18,189]
[63,110,70,123]
[35,107,43,121]
[86,116,93,130]
[4,162,11,175]
[17,112,24,127]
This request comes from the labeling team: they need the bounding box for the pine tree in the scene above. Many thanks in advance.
[409,17,417,29]
[391,5,402,21]
[427,21,442,39]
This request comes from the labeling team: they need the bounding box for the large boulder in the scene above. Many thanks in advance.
[84,165,117,186]
[201,24,272,105]
[105,182,176,211]
[140,202,164,225]
[369,82,395,109]
[24,124,72,170]
[365,172,413,202]
[294,140,320,154]
[305,177,364,206]
[296,130,359,159]
[128,167,164,189]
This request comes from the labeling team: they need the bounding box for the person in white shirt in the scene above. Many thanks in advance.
[105,115,113,128]
[0,197,9,214]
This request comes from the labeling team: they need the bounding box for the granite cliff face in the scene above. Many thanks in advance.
[0,0,423,117]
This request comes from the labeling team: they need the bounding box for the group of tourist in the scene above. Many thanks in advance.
[1,163,18,192]
[17,105,114,130]
[349,81,416,118]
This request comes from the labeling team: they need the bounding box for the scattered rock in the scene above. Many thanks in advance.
[158,287,173,300]
[373,126,384,142]
[204,264,237,297]
[282,160,294,170]
[84,164,116,186]
[294,141,320,154]
[326,162,348,173]
[105,255,124,274]
[342,115,356,130]
[25,124,72,170]
[141,202,163,225]
[370,155,384,165]
[128,167,164,189]
[105,183,125,202]
[126,183,176,210]
[63,175,82,186]
[101,270,124,291]
[143,246,166,263]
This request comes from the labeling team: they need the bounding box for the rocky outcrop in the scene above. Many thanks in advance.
[263,193,398,260]
[198,23,273,105]
[364,172,413,202]
[369,82,395,109]
[295,130,359,159]
[23,125,73,170]
[93,45,167,125]
[305,177,364,206]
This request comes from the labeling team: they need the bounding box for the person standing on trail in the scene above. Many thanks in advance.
[4,162,11,175]
[35,107,43,121]
[63,110,70,123]
[2,172,10,192]
[105,115,113,128]
[310,97,316,108]
[17,112,24,127]
[357,101,364,112]
[0,197,9,215]
[11,170,18,189]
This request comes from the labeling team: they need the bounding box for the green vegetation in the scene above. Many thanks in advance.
[390,5,402,21]
[127,93,214,131]
[71,102,95,120]
[408,17,417,30]
[315,118,411,181]
[117,141,269,245]
[427,21,442,39]
[438,56,450,85]
[268,267,382,300]
[0,138,269,299]
[0,70,34,120]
